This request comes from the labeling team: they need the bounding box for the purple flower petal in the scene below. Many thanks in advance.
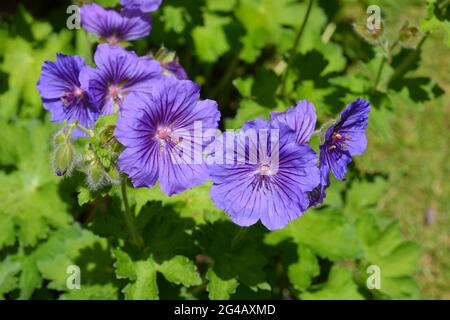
[80,3,151,44]
[161,58,188,80]
[151,47,189,80]
[270,99,317,144]
[159,153,210,196]
[121,0,162,13]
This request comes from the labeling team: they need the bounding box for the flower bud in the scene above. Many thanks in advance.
[53,141,75,176]
[353,20,384,44]
[86,158,105,190]
[106,166,120,183]
[53,131,67,146]
[399,22,421,49]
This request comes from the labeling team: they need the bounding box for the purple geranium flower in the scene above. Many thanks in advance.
[80,44,163,115]
[319,98,371,182]
[208,119,320,230]
[121,0,162,13]
[115,77,220,196]
[37,53,99,136]
[80,3,151,44]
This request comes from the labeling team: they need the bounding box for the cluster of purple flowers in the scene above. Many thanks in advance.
[207,99,370,230]
[37,1,370,231]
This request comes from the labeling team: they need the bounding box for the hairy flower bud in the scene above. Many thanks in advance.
[399,22,422,49]
[53,131,67,146]
[353,20,384,44]
[53,140,75,176]
[87,159,105,189]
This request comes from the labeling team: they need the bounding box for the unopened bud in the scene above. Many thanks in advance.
[53,131,67,145]
[399,22,422,49]
[86,159,105,190]
[107,166,120,183]
[353,20,384,44]
[53,141,75,176]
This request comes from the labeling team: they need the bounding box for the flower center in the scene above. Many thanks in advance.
[73,87,83,97]
[155,127,174,148]
[156,127,171,140]
[332,132,343,142]
[329,132,348,151]
[258,163,273,176]
[108,85,121,98]
[106,34,119,45]
[108,85,125,106]
[62,87,83,106]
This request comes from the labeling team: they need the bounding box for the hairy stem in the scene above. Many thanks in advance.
[372,57,386,93]
[121,178,144,249]
[76,123,94,137]
[279,0,314,101]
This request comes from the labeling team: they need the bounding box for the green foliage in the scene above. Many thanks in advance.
[192,14,231,62]
[300,266,364,300]
[0,121,71,250]
[421,0,450,47]
[112,249,201,299]
[1,0,446,300]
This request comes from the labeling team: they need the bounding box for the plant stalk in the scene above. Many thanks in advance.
[76,123,94,136]
[121,178,144,249]
[372,58,386,93]
[280,0,315,101]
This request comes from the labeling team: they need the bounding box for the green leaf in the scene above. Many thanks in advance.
[31,21,52,42]
[0,121,71,249]
[207,0,237,12]
[288,245,320,291]
[233,76,254,98]
[60,284,118,300]
[129,181,225,224]
[161,6,189,34]
[0,225,107,299]
[95,0,120,7]
[225,99,271,129]
[112,249,159,300]
[356,216,421,299]
[32,225,106,291]
[0,256,21,298]
[344,177,388,218]
[206,268,239,300]
[300,266,364,300]
[266,210,363,261]
[192,13,231,62]
[198,222,269,291]
[158,255,202,287]
[231,243,268,289]
[420,1,450,47]
[235,0,301,62]
[251,68,279,108]
[0,31,72,120]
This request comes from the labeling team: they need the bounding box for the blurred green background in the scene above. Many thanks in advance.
[0,0,448,299]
